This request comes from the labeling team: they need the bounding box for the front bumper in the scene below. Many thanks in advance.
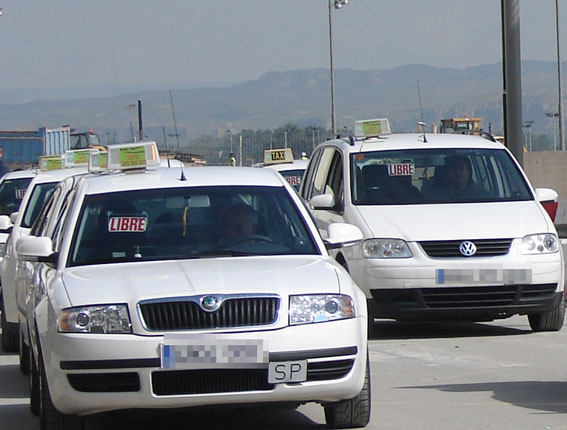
[43,317,367,416]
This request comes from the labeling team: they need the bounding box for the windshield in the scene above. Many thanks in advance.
[351,148,533,205]
[279,169,305,191]
[0,177,33,215]
[21,182,58,228]
[69,185,318,267]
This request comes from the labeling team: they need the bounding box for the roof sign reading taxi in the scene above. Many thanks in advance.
[354,118,391,138]
[107,141,160,171]
[39,155,64,171]
[264,148,294,165]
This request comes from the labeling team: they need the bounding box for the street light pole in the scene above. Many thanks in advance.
[554,0,565,151]
[328,0,349,136]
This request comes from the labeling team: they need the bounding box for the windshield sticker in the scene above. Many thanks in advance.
[354,154,365,161]
[108,216,147,232]
[388,163,415,176]
[15,189,27,200]
[286,176,301,187]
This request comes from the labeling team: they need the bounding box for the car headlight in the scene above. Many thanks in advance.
[521,233,559,255]
[58,304,132,333]
[289,295,354,325]
[362,239,412,258]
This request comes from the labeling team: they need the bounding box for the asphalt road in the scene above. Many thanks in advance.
[1,314,566,430]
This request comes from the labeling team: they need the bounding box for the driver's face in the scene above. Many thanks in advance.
[224,209,256,241]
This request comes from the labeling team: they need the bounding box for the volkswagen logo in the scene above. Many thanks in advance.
[459,241,477,257]
[200,295,220,312]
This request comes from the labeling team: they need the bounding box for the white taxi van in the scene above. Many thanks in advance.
[17,142,370,429]
[0,152,92,353]
[299,118,564,333]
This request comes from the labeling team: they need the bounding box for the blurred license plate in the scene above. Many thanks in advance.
[268,361,307,383]
[437,268,532,285]
[161,336,268,369]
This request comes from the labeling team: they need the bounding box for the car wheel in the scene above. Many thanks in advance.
[39,348,84,430]
[1,301,18,353]
[19,330,30,375]
[29,343,40,416]
[324,354,371,429]
[528,295,565,332]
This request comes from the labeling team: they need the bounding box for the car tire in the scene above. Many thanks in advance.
[40,348,84,430]
[528,295,565,332]
[19,330,30,375]
[29,343,40,416]
[324,354,371,429]
[1,301,18,353]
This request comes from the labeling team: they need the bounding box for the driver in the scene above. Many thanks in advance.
[221,203,261,244]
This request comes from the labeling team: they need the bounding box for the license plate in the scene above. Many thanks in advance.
[268,361,307,384]
[161,336,268,369]
[436,268,532,285]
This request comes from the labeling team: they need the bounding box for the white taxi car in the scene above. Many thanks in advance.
[262,149,308,192]
[17,142,370,429]
[0,154,90,354]
[299,118,564,332]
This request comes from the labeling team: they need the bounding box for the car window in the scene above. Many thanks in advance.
[0,177,33,215]
[300,148,323,200]
[351,148,533,205]
[68,185,319,267]
[21,181,58,228]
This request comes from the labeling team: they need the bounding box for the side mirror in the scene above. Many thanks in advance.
[16,236,55,263]
[309,194,335,210]
[0,215,12,234]
[325,223,363,250]
[535,188,559,222]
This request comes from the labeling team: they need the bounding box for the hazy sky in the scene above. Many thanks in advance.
[0,1,563,90]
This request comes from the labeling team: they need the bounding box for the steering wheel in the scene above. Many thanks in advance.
[231,235,272,245]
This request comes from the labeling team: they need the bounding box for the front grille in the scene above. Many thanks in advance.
[307,359,354,381]
[67,372,140,392]
[152,369,274,396]
[420,239,513,258]
[422,284,557,309]
[139,297,279,331]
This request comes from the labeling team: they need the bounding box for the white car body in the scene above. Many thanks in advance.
[1,168,88,330]
[299,133,564,330]
[18,162,369,426]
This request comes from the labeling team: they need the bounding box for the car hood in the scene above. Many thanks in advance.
[61,256,340,306]
[355,201,552,241]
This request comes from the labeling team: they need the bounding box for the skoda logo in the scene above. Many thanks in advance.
[201,295,220,312]
[459,241,477,257]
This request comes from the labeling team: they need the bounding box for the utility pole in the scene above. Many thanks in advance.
[554,0,565,151]
[501,0,523,166]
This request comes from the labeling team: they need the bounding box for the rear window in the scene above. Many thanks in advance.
[351,148,533,205]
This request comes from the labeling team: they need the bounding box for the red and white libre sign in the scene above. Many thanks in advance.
[108,216,147,232]
[388,163,414,176]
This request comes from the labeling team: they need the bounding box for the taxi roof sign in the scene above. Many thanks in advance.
[354,118,391,138]
[39,155,64,171]
[264,148,294,165]
[65,149,96,168]
[88,151,108,172]
[107,141,160,171]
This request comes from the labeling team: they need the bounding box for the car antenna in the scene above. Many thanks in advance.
[169,90,186,181]
[162,126,171,168]
[417,80,428,143]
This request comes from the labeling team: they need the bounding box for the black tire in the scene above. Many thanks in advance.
[39,349,84,430]
[528,296,565,332]
[1,301,18,353]
[30,344,40,416]
[19,330,30,375]
[324,354,371,429]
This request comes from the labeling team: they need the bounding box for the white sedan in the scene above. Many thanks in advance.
[17,142,370,429]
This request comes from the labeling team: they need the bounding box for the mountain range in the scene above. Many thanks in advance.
[0,61,564,142]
